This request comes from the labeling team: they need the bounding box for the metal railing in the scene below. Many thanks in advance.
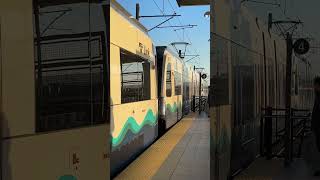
[192,96,208,113]
[260,107,311,160]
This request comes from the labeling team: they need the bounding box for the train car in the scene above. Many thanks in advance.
[156,46,184,133]
[0,0,110,179]
[110,0,158,176]
[210,0,313,179]
[183,64,195,115]
[0,0,208,179]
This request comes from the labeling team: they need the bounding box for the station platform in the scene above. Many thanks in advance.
[235,132,320,180]
[114,112,210,180]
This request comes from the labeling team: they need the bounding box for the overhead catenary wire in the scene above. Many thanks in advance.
[151,0,184,41]
[153,0,203,68]
[165,0,206,71]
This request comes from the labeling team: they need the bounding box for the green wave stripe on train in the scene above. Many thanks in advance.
[166,102,181,113]
[112,109,157,147]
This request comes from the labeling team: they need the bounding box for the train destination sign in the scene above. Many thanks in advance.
[293,38,310,55]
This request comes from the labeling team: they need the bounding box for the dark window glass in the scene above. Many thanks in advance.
[90,1,109,124]
[166,63,172,97]
[120,49,151,104]
[175,71,182,95]
[34,0,109,132]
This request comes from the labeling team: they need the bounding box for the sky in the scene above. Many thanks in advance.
[116,0,210,76]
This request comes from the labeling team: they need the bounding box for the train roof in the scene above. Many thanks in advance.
[111,0,148,34]
[156,46,199,72]
[156,46,184,64]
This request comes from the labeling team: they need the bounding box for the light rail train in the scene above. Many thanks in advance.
[110,1,204,176]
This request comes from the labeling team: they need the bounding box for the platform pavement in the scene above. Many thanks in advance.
[114,112,210,180]
[235,132,320,180]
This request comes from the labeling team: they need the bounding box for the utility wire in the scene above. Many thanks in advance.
[151,0,184,41]
[166,0,205,69]
[154,0,202,67]
[152,0,204,68]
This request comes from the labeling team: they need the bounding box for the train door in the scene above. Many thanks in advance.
[163,57,178,128]
[174,61,183,121]
[182,66,190,115]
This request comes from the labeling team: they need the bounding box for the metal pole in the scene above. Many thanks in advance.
[193,66,196,112]
[199,73,202,114]
[290,110,294,161]
[265,107,273,159]
[285,32,293,166]
[260,114,264,156]
[136,3,140,20]
[34,1,43,131]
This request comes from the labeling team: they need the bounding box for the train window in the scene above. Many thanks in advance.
[175,71,182,95]
[33,0,109,132]
[120,49,151,104]
[166,63,172,97]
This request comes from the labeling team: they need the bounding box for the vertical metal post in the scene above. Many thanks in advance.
[136,3,140,20]
[192,66,196,112]
[34,1,42,131]
[260,113,264,156]
[265,107,273,159]
[199,73,202,113]
[285,32,293,166]
[290,110,294,161]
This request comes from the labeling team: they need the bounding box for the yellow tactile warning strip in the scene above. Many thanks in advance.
[114,113,195,180]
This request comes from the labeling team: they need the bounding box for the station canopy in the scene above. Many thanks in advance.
[176,0,210,6]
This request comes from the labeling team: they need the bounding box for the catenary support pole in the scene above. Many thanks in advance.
[284,32,293,167]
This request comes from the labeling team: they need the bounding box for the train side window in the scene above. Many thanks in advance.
[33,0,109,132]
[166,63,172,97]
[175,71,182,95]
[120,49,151,104]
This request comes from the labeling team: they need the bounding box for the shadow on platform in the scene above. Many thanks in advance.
[235,132,320,180]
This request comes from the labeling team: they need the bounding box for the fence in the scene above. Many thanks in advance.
[192,96,208,113]
[260,107,311,161]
